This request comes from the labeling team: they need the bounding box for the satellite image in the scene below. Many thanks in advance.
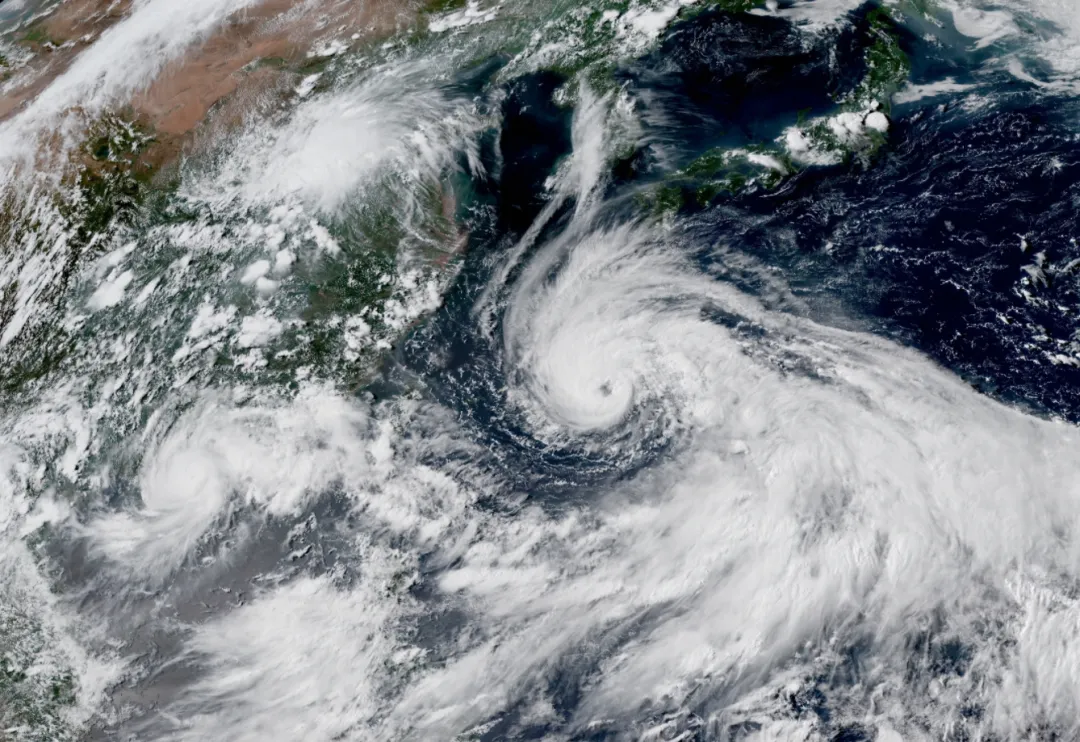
[0,0,1079,739]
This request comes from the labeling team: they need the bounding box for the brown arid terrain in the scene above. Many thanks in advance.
[2,0,426,174]
[129,0,421,138]
[0,0,126,119]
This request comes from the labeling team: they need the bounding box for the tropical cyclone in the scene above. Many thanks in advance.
[3,0,1080,740]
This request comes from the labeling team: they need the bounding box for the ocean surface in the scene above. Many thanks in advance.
[3,0,1080,740]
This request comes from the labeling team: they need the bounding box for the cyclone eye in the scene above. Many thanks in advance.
[598,381,613,397]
